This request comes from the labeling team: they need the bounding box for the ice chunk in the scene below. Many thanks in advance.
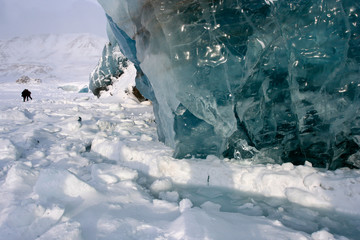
[0,138,19,161]
[150,178,173,194]
[200,201,221,212]
[96,0,360,169]
[34,168,98,204]
[91,137,126,162]
[91,163,138,184]
[311,230,336,240]
[179,198,193,213]
[159,191,179,202]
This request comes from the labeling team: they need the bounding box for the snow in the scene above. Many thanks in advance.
[0,34,359,240]
[0,33,107,83]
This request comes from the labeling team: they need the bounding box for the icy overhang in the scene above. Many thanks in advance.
[93,0,360,169]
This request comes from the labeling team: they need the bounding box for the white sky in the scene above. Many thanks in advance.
[0,0,107,39]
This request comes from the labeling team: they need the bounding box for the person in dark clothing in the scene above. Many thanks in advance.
[21,89,32,102]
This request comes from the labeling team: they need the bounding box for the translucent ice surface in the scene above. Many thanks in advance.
[96,0,360,169]
[89,42,129,96]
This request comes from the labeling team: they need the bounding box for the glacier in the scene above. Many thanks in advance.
[92,0,360,169]
[89,42,129,96]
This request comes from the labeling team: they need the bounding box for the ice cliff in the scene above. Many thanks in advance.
[91,0,360,169]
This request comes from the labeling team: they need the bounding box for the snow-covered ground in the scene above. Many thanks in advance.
[0,33,107,84]
[0,34,359,240]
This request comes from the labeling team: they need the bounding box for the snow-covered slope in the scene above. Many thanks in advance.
[0,34,359,240]
[0,34,107,83]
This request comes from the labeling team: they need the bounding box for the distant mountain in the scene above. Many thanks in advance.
[0,33,107,82]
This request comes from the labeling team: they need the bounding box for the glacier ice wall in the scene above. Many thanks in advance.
[96,0,360,169]
[89,42,129,96]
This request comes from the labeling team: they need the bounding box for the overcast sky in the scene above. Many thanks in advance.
[0,0,107,39]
